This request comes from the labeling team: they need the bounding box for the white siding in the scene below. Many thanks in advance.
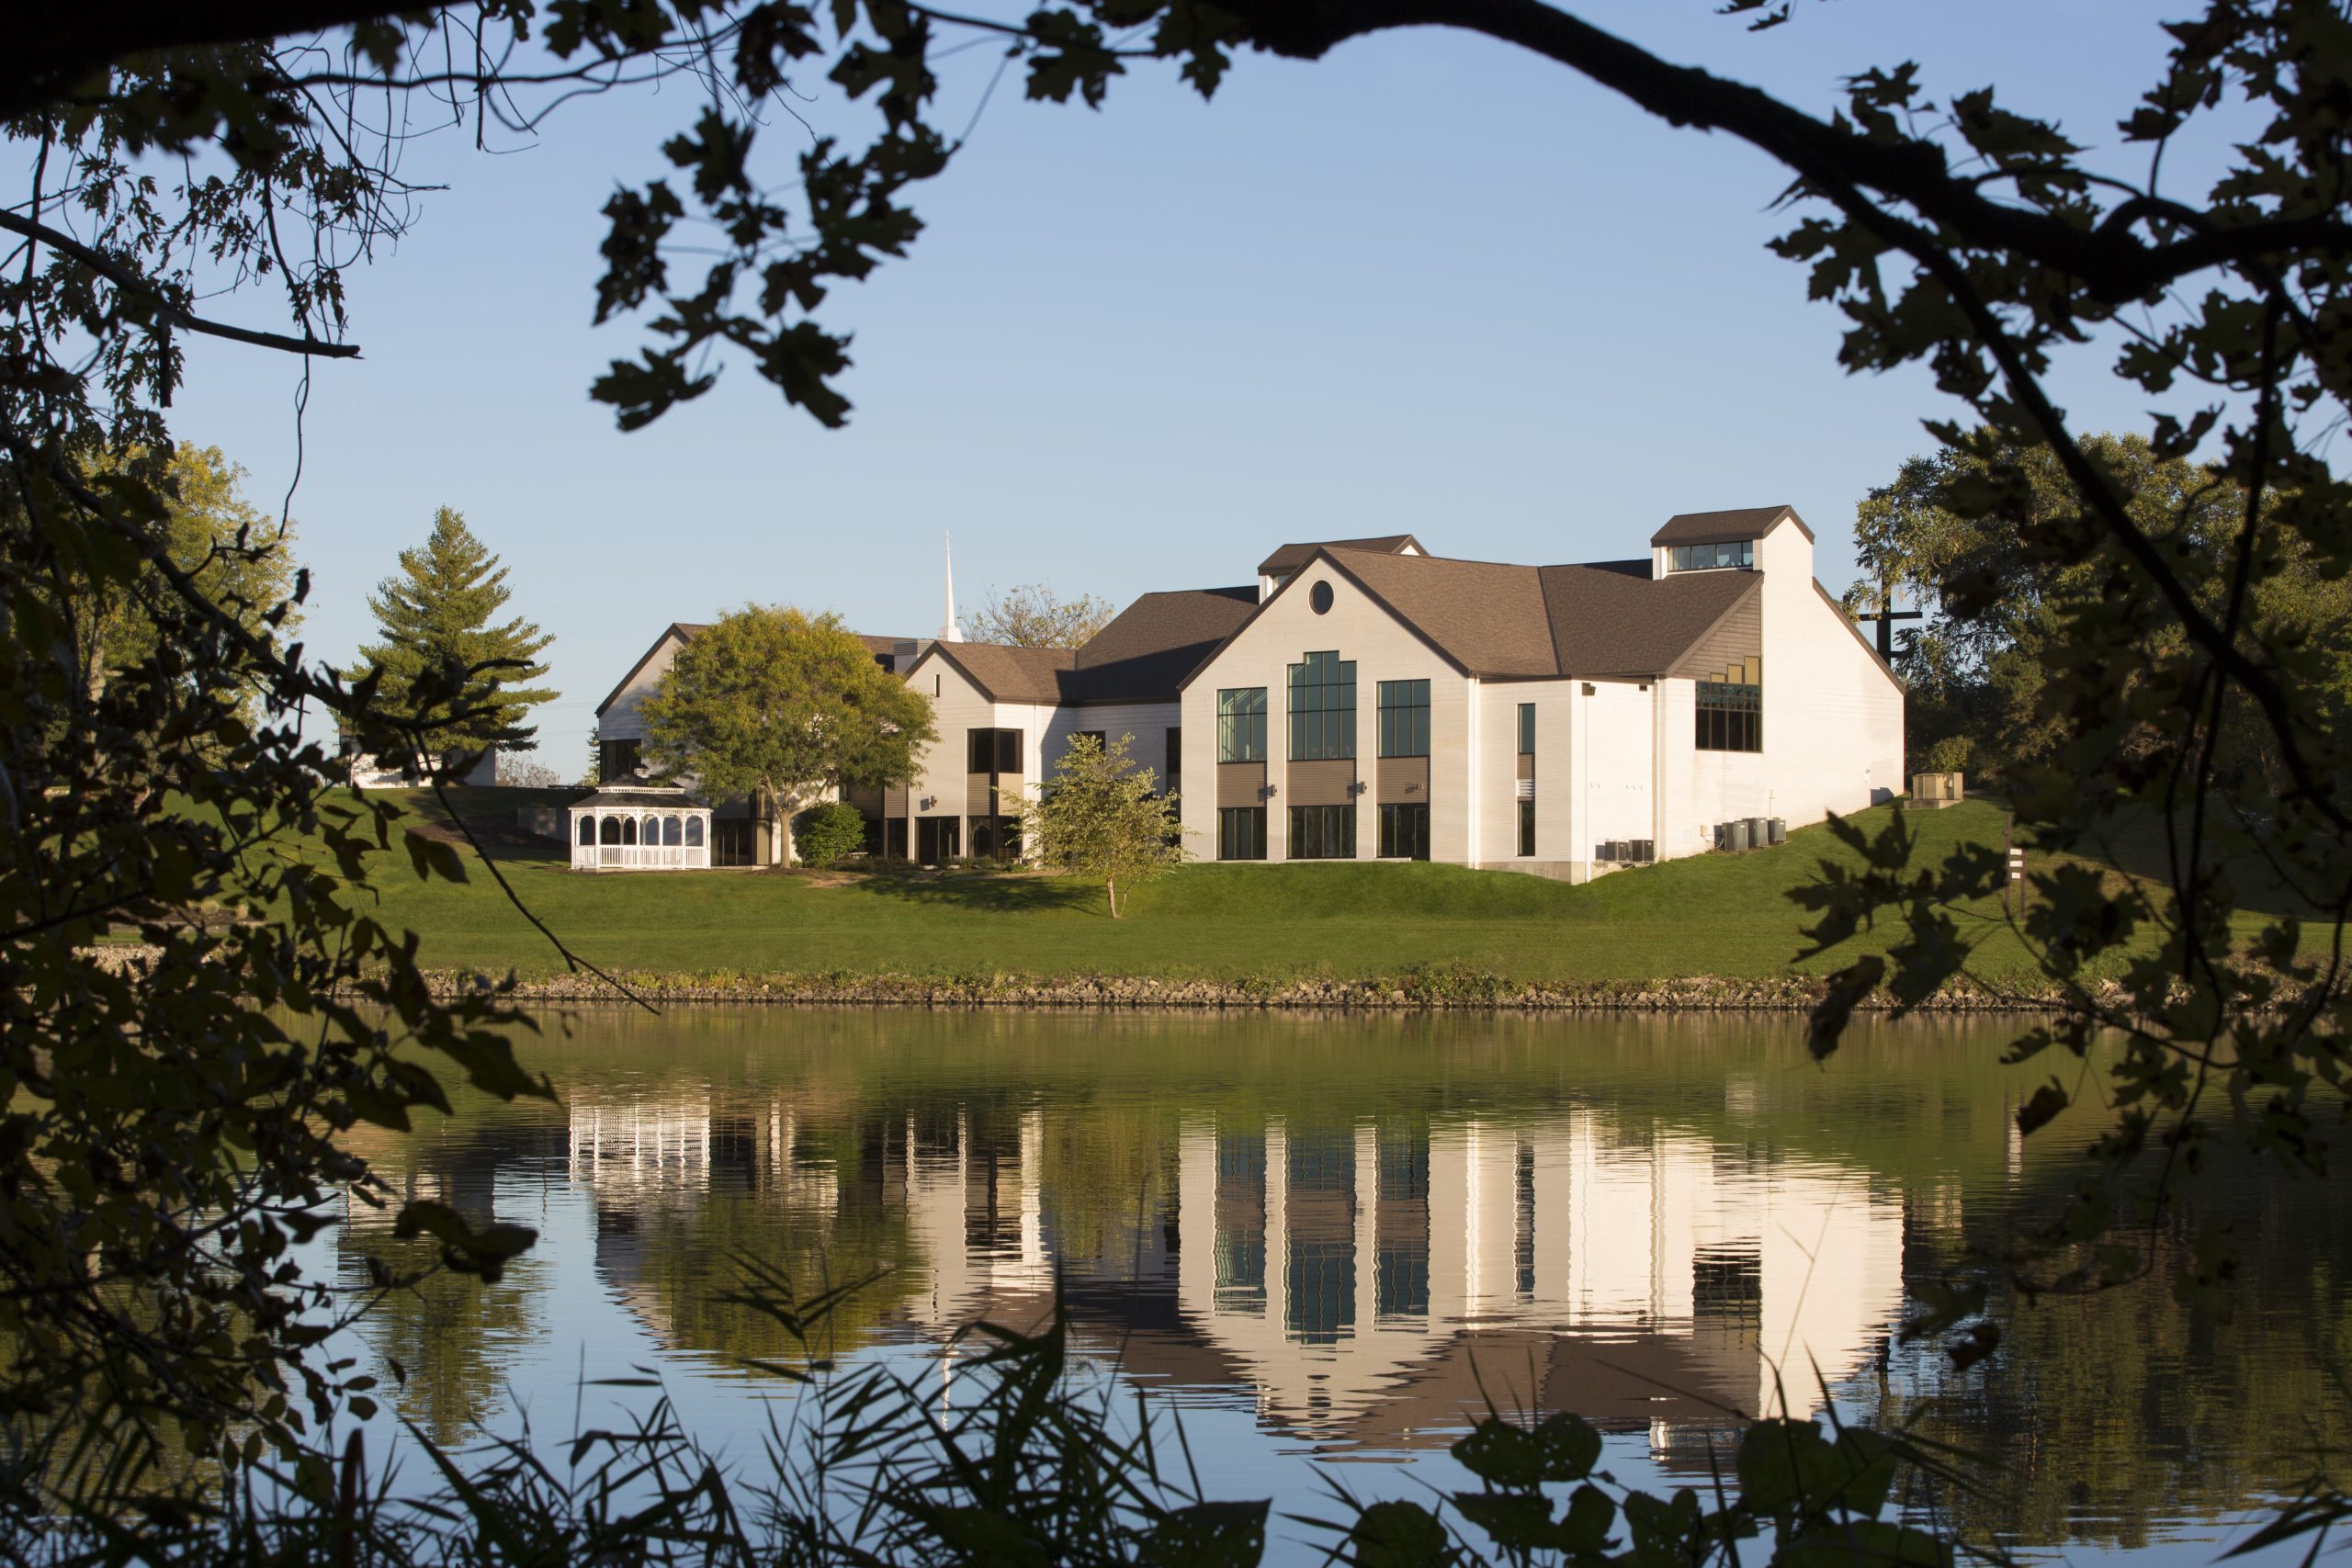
[1178,562,1461,863]
[1576,680,1657,856]
[1043,703,1181,795]
[597,632,685,743]
[1751,527,1905,829]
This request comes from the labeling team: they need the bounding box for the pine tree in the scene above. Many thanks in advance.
[355,507,558,762]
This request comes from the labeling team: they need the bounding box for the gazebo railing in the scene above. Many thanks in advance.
[570,842,709,869]
[588,844,709,869]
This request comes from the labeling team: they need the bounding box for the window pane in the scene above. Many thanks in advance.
[1517,702,1534,755]
[1217,688,1266,762]
[1696,681,1763,753]
[1518,798,1535,856]
[1289,804,1356,860]
[1289,653,1357,761]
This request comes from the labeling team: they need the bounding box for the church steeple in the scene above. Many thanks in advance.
[940,533,962,643]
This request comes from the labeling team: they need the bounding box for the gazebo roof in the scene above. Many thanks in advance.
[571,788,705,810]
[571,769,708,811]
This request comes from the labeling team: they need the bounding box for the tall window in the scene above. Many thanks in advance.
[1289,804,1356,859]
[1218,807,1267,861]
[1164,727,1182,798]
[1696,682,1762,752]
[1289,651,1357,760]
[1516,702,1535,756]
[1378,803,1429,861]
[1518,798,1536,856]
[1377,680,1430,758]
[1217,688,1267,762]
[1668,540,1755,572]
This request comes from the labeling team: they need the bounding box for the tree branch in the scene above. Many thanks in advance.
[1233,0,2352,303]
[5,0,419,122]
[0,211,362,360]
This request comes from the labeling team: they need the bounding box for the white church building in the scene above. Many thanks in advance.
[592,506,1903,878]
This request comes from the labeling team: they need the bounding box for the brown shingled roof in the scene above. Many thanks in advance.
[1064,586,1258,705]
[1189,547,1770,684]
[1257,535,1422,579]
[1649,505,1813,546]
[1322,549,1558,676]
[1539,564,1761,678]
[929,642,1076,704]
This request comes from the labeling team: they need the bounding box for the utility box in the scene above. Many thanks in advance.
[1767,818,1786,845]
[1907,772,1964,809]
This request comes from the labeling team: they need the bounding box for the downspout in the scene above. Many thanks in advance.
[1653,678,1667,860]
[1464,675,1480,868]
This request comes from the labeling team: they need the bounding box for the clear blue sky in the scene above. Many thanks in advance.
[162,2,2200,761]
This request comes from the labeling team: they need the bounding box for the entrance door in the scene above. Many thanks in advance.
[916,816,961,864]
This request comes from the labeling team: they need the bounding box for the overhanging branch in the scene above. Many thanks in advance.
[1231,0,2352,304]
[0,211,361,360]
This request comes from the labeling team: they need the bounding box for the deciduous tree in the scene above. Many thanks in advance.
[8,0,2352,1533]
[1012,732,1183,919]
[966,583,1118,649]
[640,606,934,864]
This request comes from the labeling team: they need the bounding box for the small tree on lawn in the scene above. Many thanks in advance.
[640,605,934,865]
[1014,733,1184,919]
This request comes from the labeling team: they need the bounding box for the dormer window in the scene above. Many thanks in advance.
[1668,540,1755,572]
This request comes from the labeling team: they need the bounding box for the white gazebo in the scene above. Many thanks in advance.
[568,777,714,870]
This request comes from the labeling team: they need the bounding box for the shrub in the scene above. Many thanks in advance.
[1921,734,1973,774]
[793,802,868,867]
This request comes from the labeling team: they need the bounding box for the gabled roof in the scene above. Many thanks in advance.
[1539,564,1762,678]
[1062,586,1258,705]
[1257,535,1422,579]
[1180,547,1770,687]
[596,622,706,717]
[906,587,1259,707]
[922,642,1077,705]
[1322,548,1558,676]
[1650,505,1814,547]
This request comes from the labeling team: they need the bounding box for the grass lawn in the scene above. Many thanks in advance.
[298,789,2293,987]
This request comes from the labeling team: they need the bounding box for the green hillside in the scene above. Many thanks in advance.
[276,789,2264,989]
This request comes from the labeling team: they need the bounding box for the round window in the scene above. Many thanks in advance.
[1309,580,1334,615]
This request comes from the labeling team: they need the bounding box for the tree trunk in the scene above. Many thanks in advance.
[772,789,802,867]
[1106,874,1119,919]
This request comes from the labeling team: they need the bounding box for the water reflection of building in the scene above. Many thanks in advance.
[904,1106,1055,1327]
[1172,1112,1903,1436]
[556,1089,1903,1457]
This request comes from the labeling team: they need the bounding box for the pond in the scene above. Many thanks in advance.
[328,1007,2352,1563]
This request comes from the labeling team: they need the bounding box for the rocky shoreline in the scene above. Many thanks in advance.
[79,944,2109,1010]
[421,966,2085,1012]
[85,943,2088,1010]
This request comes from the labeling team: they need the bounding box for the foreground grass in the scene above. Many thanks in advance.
[287,790,2294,988]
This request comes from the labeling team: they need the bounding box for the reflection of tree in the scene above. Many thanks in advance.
[341,1212,547,1448]
[339,1006,2352,1552]
[608,1151,927,1371]
[1867,1156,2352,1550]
